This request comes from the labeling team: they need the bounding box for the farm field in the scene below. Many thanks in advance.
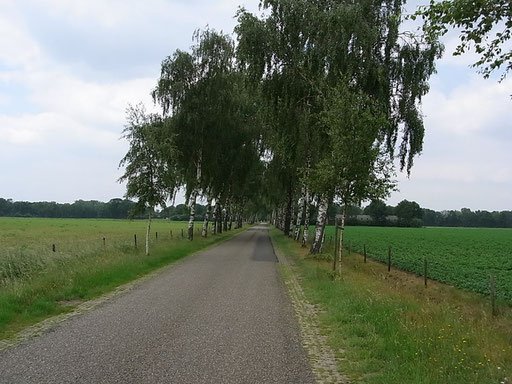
[318,226,512,302]
[0,217,242,339]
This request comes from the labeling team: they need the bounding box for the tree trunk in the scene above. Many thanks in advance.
[301,186,311,247]
[310,195,328,254]
[223,207,228,232]
[188,189,198,240]
[217,204,223,234]
[337,204,347,276]
[212,202,218,235]
[294,190,305,241]
[145,210,152,256]
[202,194,213,237]
[288,203,295,237]
[188,158,202,241]
[283,186,293,236]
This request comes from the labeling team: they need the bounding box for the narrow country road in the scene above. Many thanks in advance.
[0,226,316,384]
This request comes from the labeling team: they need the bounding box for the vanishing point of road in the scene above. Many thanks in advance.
[0,226,316,384]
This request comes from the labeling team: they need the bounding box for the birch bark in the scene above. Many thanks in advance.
[310,195,328,254]
[301,186,311,247]
[212,202,218,235]
[145,211,152,256]
[337,205,347,276]
[294,191,305,241]
[202,194,213,237]
[188,157,202,240]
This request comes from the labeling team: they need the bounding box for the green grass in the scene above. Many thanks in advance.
[313,226,512,302]
[272,228,512,384]
[0,217,244,339]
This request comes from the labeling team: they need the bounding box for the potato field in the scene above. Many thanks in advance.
[323,226,512,301]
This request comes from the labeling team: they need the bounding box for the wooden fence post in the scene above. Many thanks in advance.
[387,247,392,272]
[134,234,137,248]
[363,244,367,263]
[424,258,428,287]
[490,274,497,316]
[52,244,56,252]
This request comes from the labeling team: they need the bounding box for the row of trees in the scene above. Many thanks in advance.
[120,0,510,266]
[120,0,442,261]
[0,198,136,219]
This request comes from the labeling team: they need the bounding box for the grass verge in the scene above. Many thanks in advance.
[270,228,512,384]
[0,226,246,340]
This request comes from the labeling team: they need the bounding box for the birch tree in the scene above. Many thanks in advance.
[318,83,395,274]
[119,104,179,256]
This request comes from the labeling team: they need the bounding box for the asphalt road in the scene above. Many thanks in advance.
[0,226,316,384]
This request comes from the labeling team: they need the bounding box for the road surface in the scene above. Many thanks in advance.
[0,226,315,383]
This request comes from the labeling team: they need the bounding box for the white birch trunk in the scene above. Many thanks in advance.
[202,194,213,237]
[223,207,228,232]
[187,157,202,241]
[301,187,311,247]
[212,202,218,235]
[294,190,305,241]
[310,195,328,254]
[288,204,295,237]
[145,211,152,256]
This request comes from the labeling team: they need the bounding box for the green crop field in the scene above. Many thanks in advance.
[319,226,512,302]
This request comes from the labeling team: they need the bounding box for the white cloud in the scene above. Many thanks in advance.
[0,9,42,70]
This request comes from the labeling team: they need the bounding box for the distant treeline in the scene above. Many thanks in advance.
[0,198,138,219]
[340,200,512,228]
[1,197,511,228]
[0,198,211,221]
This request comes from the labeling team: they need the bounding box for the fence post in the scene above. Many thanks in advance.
[170,230,173,238]
[387,247,392,272]
[363,244,367,263]
[103,237,106,248]
[490,274,497,316]
[333,219,338,272]
[134,234,137,248]
[52,244,56,252]
[156,232,158,240]
[424,258,428,287]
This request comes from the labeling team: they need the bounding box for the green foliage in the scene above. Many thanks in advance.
[314,82,396,206]
[416,0,512,80]
[365,200,389,224]
[395,199,423,226]
[119,104,180,214]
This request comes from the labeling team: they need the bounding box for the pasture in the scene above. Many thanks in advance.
[319,226,512,302]
[0,217,240,338]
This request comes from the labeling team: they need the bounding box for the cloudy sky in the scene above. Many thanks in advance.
[0,0,510,212]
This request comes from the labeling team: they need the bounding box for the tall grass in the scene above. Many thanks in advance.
[272,228,512,384]
[0,218,244,339]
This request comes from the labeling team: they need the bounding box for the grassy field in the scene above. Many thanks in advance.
[314,226,512,302]
[0,217,243,339]
[272,228,512,384]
